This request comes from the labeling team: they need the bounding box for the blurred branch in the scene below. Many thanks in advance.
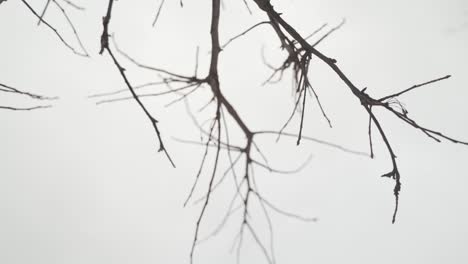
[0,82,57,111]
[21,0,89,56]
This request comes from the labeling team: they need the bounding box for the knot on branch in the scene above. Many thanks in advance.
[358,90,380,107]
[100,17,109,54]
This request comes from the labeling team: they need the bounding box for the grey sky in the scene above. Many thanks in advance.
[1,0,468,263]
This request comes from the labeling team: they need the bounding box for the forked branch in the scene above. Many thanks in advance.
[251,0,468,224]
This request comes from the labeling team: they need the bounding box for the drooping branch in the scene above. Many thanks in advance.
[89,3,371,262]
[99,0,175,167]
[251,0,468,223]
[3,0,467,263]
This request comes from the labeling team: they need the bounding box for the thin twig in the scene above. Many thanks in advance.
[152,0,165,27]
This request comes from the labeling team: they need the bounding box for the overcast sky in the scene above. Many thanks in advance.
[1,0,468,263]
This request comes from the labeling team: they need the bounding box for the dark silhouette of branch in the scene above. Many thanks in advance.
[99,0,175,167]
[4,0,467,263]
[184,1,278,262]
[251,0,467,224]
[21,0,88,57]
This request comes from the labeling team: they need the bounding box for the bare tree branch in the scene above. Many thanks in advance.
[21,0,88,56]
[99,0,175,167]
[251,0,467,223]
[152,0,165,27]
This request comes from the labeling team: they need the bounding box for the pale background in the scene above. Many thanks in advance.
[1,0,468,263]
